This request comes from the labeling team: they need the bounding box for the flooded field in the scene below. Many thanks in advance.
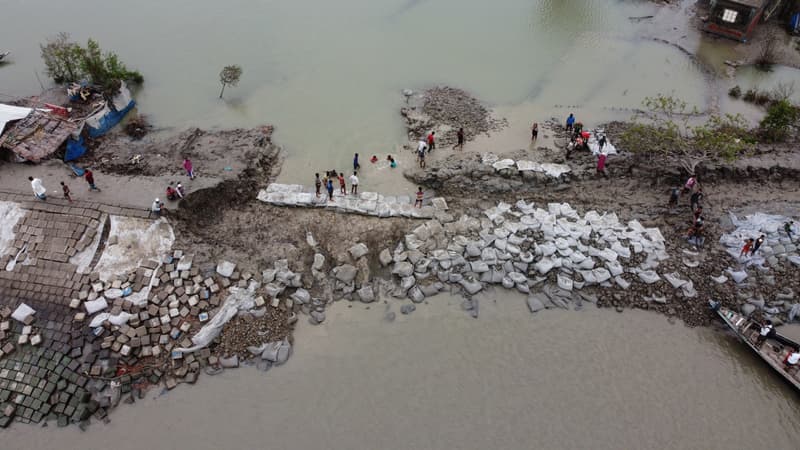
[1,0,712,188]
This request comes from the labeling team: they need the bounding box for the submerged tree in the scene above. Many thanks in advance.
[219,65,243,99]
[40,32,143,91]
[619,94,753,175]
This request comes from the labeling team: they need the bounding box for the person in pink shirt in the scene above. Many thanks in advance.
[596,152,607,178]
[183,158,195,180]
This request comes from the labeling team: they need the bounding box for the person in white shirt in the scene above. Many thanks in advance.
[349,172,359,195]
[28,176,46,200]
[149,198,164,218]
[785,350,800,373]
[756,320,774,347]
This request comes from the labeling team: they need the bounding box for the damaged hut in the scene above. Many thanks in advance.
[0,108,80,162]
[703,0,783,42]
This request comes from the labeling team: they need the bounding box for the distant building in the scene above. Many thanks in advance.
[704,0,780,42]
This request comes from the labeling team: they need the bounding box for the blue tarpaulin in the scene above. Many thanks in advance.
[86,99,136,138]
[64,135,87,162]
[85,81,136,138]
[791,13,799,33]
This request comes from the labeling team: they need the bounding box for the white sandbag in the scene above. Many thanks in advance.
[84,297,109,315]
[557,273,573,291]
[11,303,36,323]
[176,282,259,354]
[726,269,748,284]
[638,270,660,284]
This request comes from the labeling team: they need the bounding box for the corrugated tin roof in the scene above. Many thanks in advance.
[0,110,79,162]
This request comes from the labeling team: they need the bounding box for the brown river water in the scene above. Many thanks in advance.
[5,293,800,449]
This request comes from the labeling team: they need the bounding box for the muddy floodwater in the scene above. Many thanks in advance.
[2,0,714,189]
[5,293,800,450]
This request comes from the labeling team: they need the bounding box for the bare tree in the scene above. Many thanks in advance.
[219,65,243,99]
[756,31,779,69]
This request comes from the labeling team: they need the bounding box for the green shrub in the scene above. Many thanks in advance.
[41,32,143,91]
[728,85,742,98]
[759,99,799,142]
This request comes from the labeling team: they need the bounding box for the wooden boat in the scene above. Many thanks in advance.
[710,300,800,392]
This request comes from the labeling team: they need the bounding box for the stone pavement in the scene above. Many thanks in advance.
[257,183,450,220]
[0,191,151,428]
[0,190,286,429]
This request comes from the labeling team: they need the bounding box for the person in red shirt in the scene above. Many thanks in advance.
[426,131,435,152]
[84,169,100,191]
[415,187,424,208]
[338,172,346,195]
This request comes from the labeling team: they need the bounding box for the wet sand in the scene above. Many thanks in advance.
[6,293,799,450]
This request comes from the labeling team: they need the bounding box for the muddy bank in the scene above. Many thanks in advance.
[84,126,275,180]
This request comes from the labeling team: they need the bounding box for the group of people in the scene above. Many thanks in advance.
[755,319,800,374]
[562,113,608,177]
[28,169,100,203]
[667,175,707,246]
[315,169,359,202]
[150,157,196,218]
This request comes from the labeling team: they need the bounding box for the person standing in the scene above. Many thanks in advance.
[426,131,435,153]
[338,172,346,195]
[60,181,73,203]
[784,221,795,242]
[531,122,538,141]
[598,134,607,151]
[751,234,766,256]
[315,173,322,198]
[29,176,46,200]
[84,169,100,191]
[596,152,607,178]
[183,158,195,180]
[565,113,575,132]
[326,177,334,201]
[690,187,704,212]
[349,172,359,195]
[353,153,360,172]
[415,187,424,208]
[740,238,754,260]
[454,127,465,151]
[417,143,426,169]
[668,186,680,208]
[682,175,697,196]
[693,206,703,224]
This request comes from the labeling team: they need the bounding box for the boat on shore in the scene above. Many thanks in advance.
[710,300,800,392]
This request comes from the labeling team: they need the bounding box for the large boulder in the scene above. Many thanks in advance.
[216,261,236,278]
[459,279,483,295]
[349,243,369,260]
[392,262,414,277]
[526,295,546,313]
[332,264,358,283]
[379,249,393,266]
[312,254,325,271]
[357,286,375,303]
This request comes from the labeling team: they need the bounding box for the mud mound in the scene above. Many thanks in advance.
[401,86,507,146]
